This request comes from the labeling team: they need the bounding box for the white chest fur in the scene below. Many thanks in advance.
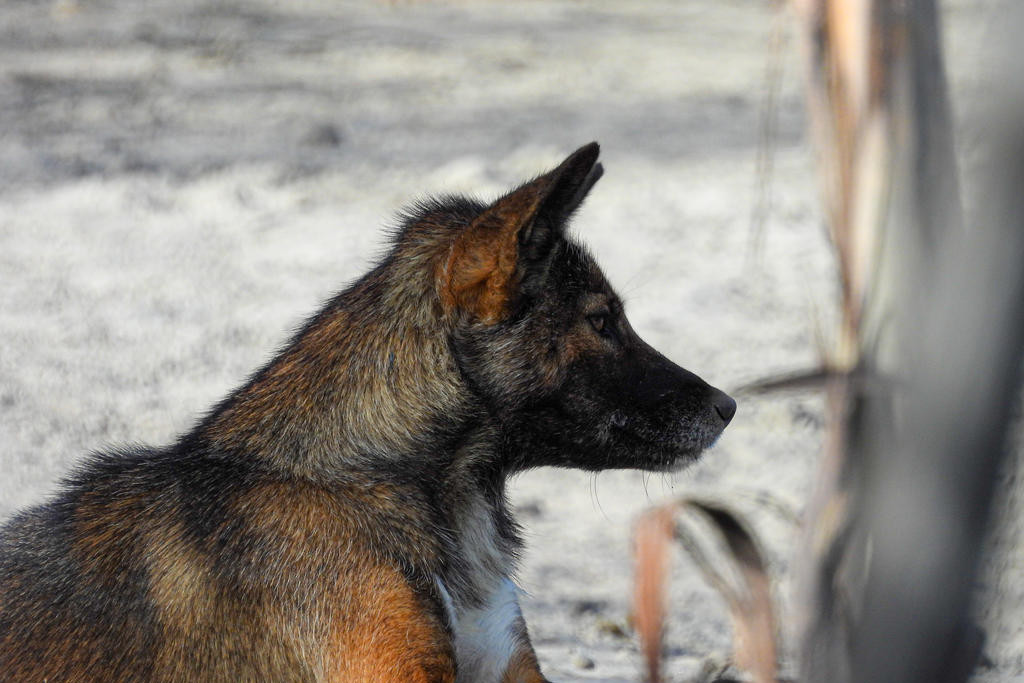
[436,576,525,683]
[436,492,527,683]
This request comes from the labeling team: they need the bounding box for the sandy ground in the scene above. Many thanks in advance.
[0,0,1019,681]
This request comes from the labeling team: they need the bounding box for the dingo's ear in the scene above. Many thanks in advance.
[440,143,602,323]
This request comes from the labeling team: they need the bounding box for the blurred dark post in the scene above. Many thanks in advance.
[793,0,1024,681]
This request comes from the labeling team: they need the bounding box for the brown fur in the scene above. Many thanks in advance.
[501,648,548,683]
[326,563,455,683]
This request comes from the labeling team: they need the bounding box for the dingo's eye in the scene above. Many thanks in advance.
[587,312,610,335]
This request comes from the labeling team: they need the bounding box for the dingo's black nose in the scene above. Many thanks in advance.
[713,392,737,425]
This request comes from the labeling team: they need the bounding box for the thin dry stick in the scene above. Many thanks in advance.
[788,4,901,676]
[747,0,789,271]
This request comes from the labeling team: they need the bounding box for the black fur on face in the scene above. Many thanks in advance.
[446,144,735,474]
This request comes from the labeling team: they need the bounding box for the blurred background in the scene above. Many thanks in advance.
[0,1,1016,681]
